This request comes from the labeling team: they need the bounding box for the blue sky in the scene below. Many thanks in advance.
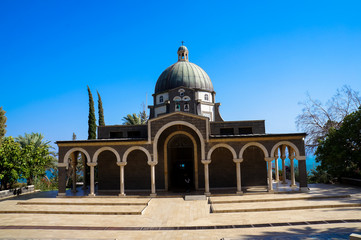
[1,0,361,148]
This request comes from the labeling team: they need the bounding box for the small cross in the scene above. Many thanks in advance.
[181,41,185,45]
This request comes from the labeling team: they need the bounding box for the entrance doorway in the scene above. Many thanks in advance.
[167,134,194,191]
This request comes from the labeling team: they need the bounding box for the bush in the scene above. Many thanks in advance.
[308,167,335,184]
[11,182,27,189]
[33,168,58,191]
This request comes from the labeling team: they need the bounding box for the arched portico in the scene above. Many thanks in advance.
[270,141,300,158]
[164,131,198,191]
[238,142,269,191]
[239,142,269,159]
[92,147,121,163]
[58,148,91,196]
[122,146,152,163]
[122,146,155,197]
[153,121,205,163]
[270,141,305,189]
[63,147,91,166]
[207,143,237,160]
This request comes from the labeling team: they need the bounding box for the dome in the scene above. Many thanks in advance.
[177,45,188,52]
[154,45,214,94]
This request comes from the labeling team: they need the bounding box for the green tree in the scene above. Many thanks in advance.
[16,133,51,149]
[122,103,149,125]
[315,107,361,180]
[21,143,55,185]
[87,86,97,139]
[122,112,148,125]
[97,91,105,126]
[0,106,7,143]
[16,133,56,185]
[72,132,77,141]
[0,137,23,190]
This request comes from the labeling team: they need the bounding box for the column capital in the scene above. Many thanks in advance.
[117,161,127,166]
[87,162,97,167]
[147,160,158,166]
[296,155,306,160]
[281,155,286,160]
[201,159,211,165]
[233,158,243,163]
[57,163,67,168]
[264,157,274,162]
[289,155,295,160]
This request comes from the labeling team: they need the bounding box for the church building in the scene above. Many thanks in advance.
[56,45,308,197]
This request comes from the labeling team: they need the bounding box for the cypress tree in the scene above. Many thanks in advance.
[87,86,97,139]
[0,106,7,142]
[97,91,105,126]
[72,132,77,141]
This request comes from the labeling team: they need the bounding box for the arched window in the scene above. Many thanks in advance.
[175,104,181,111]
[184,103,189,112]
[204,94,209,101]
[159,96,163,103]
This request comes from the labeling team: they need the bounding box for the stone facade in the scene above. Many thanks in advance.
[56,45,308,197]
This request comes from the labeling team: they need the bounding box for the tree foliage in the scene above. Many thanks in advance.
[87,86,97,139]
[0,137,23,190]
[0,106,7,142]
[315,107,361,180]
[16,132,51,149]
[122,112,148,125]
[296,85,361,152]
[0,133,56,189]
[20,142,55,185]
[97,91,105,126]
[16,133,56,185]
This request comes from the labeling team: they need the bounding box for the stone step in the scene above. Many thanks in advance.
[211,197,361,213]
[184,195,207,201]
[17,197,150,206]
[209,194,351,204]
[0,204,147,215]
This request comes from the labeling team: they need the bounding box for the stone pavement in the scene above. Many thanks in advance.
[0,183,360,239]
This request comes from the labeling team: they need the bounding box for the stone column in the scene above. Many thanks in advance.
[117,161,127,197]
[87,162,97,197]
[281,145,287,184]
[81,152,87,190]
[265,157,274,192]
[289,155,297,187]
[201,160,211,196]
[148,160,157,197]
[233,158,243,195]
[297,156,308,192]
[274,154,279,182]
[72,152,78,193]
[57,166,67,196]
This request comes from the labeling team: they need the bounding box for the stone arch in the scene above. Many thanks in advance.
[153,121,205,161]
[164,131,199,190]
[207,143,237,160]
[63,147,91,166]
[270,141,300,158]
[208,143,237,189]
[239,142,269,159]
[122,146,152,163]
[92,147,121,163]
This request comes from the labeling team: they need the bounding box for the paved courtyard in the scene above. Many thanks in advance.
[0,183,360,239]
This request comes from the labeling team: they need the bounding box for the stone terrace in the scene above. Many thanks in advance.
[0,183,360,239]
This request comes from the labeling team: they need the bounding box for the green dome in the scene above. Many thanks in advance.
[155,46,214,94]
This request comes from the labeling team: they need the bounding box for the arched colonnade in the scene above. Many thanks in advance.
[61,139,305,197]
